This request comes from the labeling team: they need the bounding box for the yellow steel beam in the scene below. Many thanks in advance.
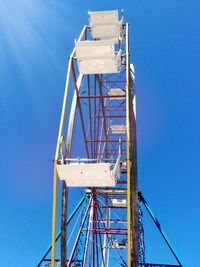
[51,54,73,267]
[51,26,87,267]
[125,23,132,267]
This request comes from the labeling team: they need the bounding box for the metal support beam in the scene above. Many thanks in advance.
[67,195,92,266]
[139,193,182,267]
[71,194,91,266]
[37,196,85,267]
[138,202,145,264]
[71,60,90,158]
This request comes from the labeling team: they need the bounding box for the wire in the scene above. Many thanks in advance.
[67,204,84,246]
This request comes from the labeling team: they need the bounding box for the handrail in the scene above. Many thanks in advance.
[58,158,117,163]
[58,139,122,163]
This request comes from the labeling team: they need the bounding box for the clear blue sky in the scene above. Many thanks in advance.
[0,0,199,266]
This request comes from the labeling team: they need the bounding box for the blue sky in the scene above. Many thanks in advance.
[0,0,199,266]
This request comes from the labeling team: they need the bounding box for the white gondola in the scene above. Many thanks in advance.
[108,88,125,100]
[111,125,126,134]
[57,141,121,187]
[75,40,122,74]
[112,198,127,207]
[111,238,127,249]
[121,161,127,173]
[88,10,123,43]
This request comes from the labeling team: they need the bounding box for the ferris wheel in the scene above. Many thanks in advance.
[53,9,138,267]
[36,9,183,267]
